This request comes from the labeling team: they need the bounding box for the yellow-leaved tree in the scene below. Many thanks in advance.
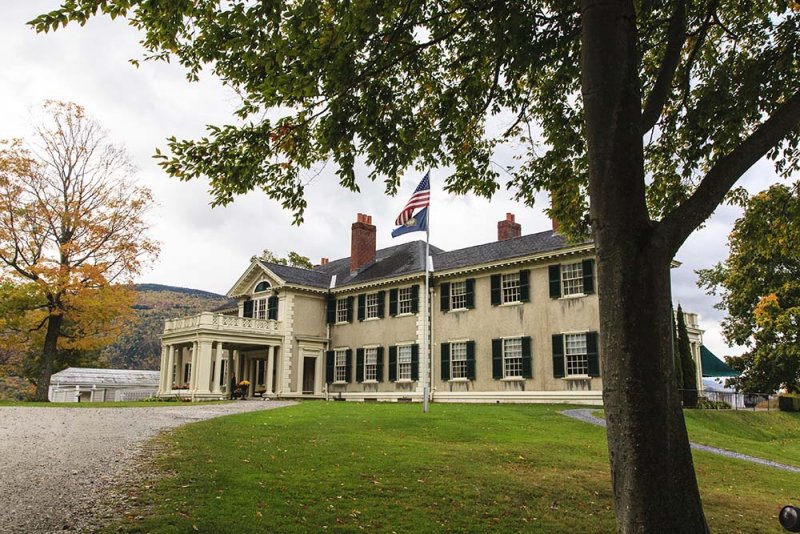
[0,101,159,401]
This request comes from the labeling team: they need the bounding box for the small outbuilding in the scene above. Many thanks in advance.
[48,367,159,403]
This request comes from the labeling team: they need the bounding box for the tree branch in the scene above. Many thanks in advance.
[659,89,800,253]
[641,0,686,134]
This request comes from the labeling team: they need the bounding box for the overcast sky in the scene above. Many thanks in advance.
[1,2,786,358]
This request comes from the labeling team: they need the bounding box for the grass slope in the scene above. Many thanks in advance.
[117,403,797,533]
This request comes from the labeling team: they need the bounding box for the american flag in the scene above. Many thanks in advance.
[394,172,430,225]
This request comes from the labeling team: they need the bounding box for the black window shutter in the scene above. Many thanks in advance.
[267,296,279,320]
[377,291,385,318]
[346,296,354,323]
[466,341,476,379]
[582,259,595,295]
[411,344,419,381]
[440,283,451,312]
[376,347,385,382]
[490,275,501,306]
[465,279,475,309]
[356,348,365,382]
[411,285,420,314]
[389,346,397,381]
[325,350,334,383]
[519,270,530,302]
[587,331,600,376]
[549,265,562,299]
[389,289,398,316]
[440,343,450,381]
[552,335,565,378]
[357,294,366,321]
[521,336,533,378]
[243,299,254,318]
[345,349,353,382]
[492,339,503,379]
[326,296,336,324]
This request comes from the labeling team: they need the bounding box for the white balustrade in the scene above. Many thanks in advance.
[163,312,279,335]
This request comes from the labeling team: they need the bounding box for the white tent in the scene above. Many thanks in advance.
[49,367,159,402]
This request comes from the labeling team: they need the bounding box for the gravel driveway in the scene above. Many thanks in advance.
[0,400,295,533]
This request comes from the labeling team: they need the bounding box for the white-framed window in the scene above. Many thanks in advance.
[183,362,192,384]
[565,333,589,375]
[364,347,378,381]
[561,262,584,297]
[501,273,521,303]
[450,281,467,310]
[218,359,228,387]
[450,342,468,379]
[503,338,523,378]
[365,293,380,319]
[398,287,413,314]
[336,299,349,323]
[254,280,270,293]
[334,349,348,382]
[253,298,268,319]
[398,345,412,380]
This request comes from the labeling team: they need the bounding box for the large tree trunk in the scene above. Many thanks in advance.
[581,0,708,531]
[34,313,62,401]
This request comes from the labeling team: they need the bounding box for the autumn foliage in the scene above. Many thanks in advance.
[0,101,158,400]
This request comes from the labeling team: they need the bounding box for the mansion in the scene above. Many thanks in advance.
[157,213,704,404]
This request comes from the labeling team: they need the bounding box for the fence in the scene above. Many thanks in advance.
[680,388,778,411]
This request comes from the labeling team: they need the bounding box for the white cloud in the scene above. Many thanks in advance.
[1,1,791,359]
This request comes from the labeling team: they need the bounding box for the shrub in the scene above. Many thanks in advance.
[695,397,731,410]
[778,394,800,412]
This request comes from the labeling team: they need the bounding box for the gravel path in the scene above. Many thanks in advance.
[0,400,296,533]
[562,408,800,473]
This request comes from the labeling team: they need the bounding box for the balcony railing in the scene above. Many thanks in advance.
[163,312,280,335]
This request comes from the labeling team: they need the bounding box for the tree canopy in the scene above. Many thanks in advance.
[698,182,800,393]
[0,101,159,400]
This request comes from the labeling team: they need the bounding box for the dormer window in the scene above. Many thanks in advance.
[254,281,271,293]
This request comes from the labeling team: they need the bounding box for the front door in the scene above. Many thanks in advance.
[302,357,315,394]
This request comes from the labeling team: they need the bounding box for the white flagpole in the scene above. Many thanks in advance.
[423,193,430,414]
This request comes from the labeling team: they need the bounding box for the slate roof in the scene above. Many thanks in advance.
[253,231,590,291]
[433,230,585,272]
[51,367,160,387]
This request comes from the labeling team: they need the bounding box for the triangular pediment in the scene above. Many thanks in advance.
[226,260,285,298]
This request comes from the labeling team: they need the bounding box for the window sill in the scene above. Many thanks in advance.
[395,312,415,318]
[559,293,586,300]
[498,301,523,307]
[334,321,350,326]
[500,377,526,382]
[362,317,380,322]
[562,374,592,380]
[332,380,348,385]
[447,307,470,314]
[448,377,470,383]
[395,379,414,384]
[362,379,379,384]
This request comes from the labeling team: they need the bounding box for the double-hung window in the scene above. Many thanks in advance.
[398,345,412,380]
[365,293,379,319]
[450,281,467,310]
[450,342,468,379]
[565,333,589,376]
[253,298,267,319]
[364,347,378,381]
[501,273,521,303]
[336,299,349,323]
[561,262,584,297]
[398,287,413,314]
[503,338,523,378]
[334,349,348,382]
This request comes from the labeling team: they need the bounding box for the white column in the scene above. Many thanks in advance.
[158,345,168,392]
[212,342,223,393]
[189,342,199,399]
[265,345,274,395]
[194,340,214,395]
[165,345,175,392]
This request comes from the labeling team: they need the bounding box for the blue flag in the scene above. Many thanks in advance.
[391,207,428,238]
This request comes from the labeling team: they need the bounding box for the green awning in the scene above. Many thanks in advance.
[700,345,739,377]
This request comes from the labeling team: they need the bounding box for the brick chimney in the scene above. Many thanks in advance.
[351,213,376,273]
[498,213,521,241]
[320,257,329,266]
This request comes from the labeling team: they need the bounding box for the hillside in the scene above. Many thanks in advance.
[101,284,235,370]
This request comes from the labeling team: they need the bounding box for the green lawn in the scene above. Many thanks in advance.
[684,409,800,468]
[113,402,798,533]
[0,400,231,408]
